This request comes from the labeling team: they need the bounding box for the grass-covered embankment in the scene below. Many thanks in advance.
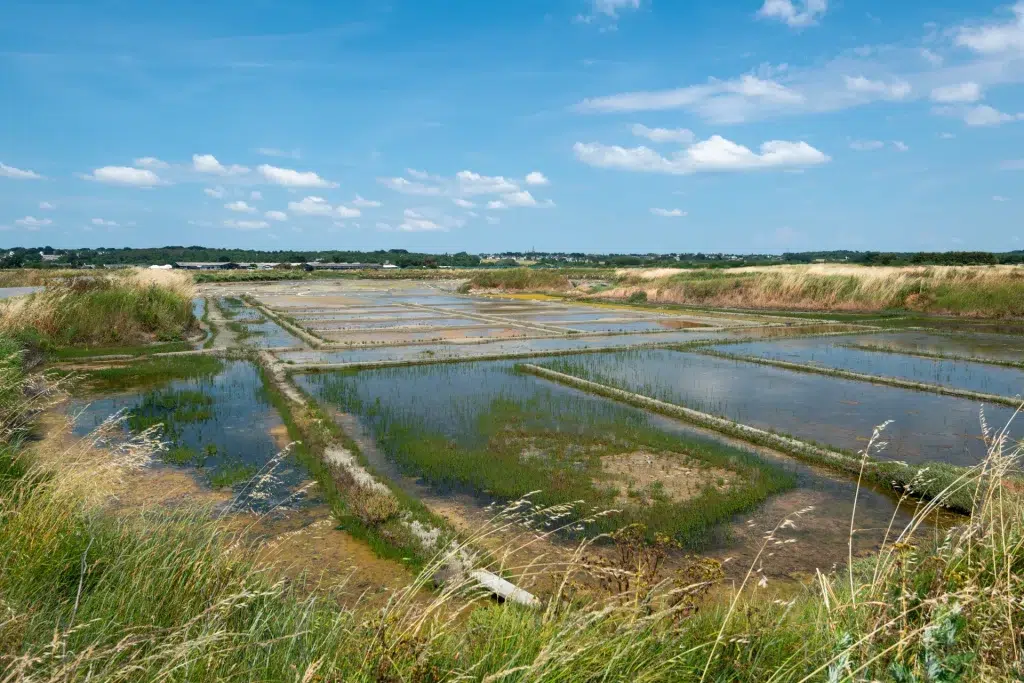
[2,336,1023,679]
[0,269,199,349]
[604,265,1024,317]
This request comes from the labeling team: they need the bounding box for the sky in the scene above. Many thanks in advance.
[1,0,1023,254]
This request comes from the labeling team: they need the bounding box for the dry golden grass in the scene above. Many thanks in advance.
[604,264,1024,315]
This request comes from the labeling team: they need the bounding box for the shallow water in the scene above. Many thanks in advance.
[856,331,1024,363]
[297,362,923,578]
[70,360,311,508]
[279,325,857,365]
[538,349,1023,467]
[716,337,1024,398]
[308,317,493,331]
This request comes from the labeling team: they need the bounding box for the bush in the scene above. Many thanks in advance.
[627,290,648,304]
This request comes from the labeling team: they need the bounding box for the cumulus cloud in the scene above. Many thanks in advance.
[351,195,381,208]
[399,217,443,232]
[134,157,169,169]
[38,201,55,210]
[930,82,983,103]
[82,166,162,187]
[757,0,828,28]
[0,162,44,180]
[993,195,1011,201]
[955,3,1024,55]
[258,164,337,188]
[650,208,687,217]
[485,216,500,225]
[288,196,360,218]
[250,190,262,201]
[223,219,270,230]
[15,216,51,229]
[844,76,911,99]
[225,200,256,213]
[456,171,519,195]
[631,124,695,144]
[893,140,909,152]
[381,169,555,210]
[265,210,288,221]
[193,154,249,176]
[91,218,119,227]
[574,135,829,174]
[963,104,1024,126]
[204,186,226,199]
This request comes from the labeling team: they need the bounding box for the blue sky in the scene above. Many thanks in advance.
[1,0,1023,253]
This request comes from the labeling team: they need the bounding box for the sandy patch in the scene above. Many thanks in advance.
[601,451,734,506]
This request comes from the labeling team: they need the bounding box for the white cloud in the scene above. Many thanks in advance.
[593,0,640,18]
[993,195,1011,201]
[134,157,168,169]
[225,200,256,213]
[452,198,476,208]
[265,210,288,221]
[630,124,695,144]
[455,170,519,195]
[15,216,51,229]
[375,222,393,231]
[650,208,687,217]
[573,135,829,174]
[849,139,885,151]
[524,171,550,185]
[844,75,911,99]
[223,219,270,230]
[378,177,442,196]
[486,200,507,210]
[940,132,956,139]
[485,216,500,225]
[193,154,249,176]
[204,186,226,199]
[38,201,55,210]
[1001,159,1024,170]
[930,82,982,103]
[82,166,162,187]
[406,168,434,180]
[579,74,803,123]
[0,162,43,180]
[399,217,444,232]
[91,218,119,227]
[963,104,1023,126]
[757,0,828,28]
[403,208,424,219]
[892,140,909,152]
[955,3,1024,55]
[351,195,381,208]
[250,190,262,201]
[288,196,361,218]
[256,147,301,159]
[258,164,337,188]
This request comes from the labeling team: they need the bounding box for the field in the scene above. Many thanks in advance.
[465,264,1024,317]
[1,272,1023,680]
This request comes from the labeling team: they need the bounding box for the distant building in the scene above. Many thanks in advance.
[40,253,60,262]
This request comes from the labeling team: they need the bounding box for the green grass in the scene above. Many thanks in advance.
[1,276,198,348]
[79,355,224,392]
[206,459,257,488]
[200,297,218,349]
[317,368,796,549]
[1,329,1024,680]
[467,268,574,291]
[51,341,193,360]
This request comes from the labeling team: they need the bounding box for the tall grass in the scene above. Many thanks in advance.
[467,268,574,291]
[2,366,1023,680]
[606,265,1024,317]
[0,269,198,347]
